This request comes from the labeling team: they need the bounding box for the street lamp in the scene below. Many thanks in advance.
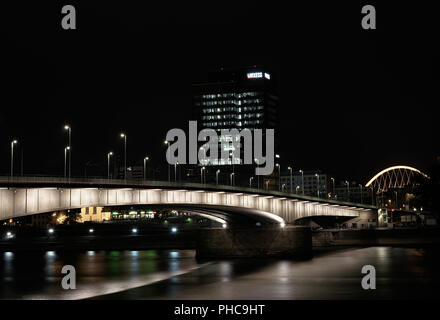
[174,161,179,182]
[229,151,235,182]
[216,169,220,185]
[296,185,300,194]
[107,152,113,180]
[143,156,149,180]
[201,166,205,184]
[10,140,18,177]
[288,166,293,193]
[249,176,254,188]
[345,181,350,202]
[299,169,304,195]
[164,140,170,182]
[230,172,234,186]
[359,184,363,204]
[276,163,280,191]
[254,158,259,189]
[315,173,320,198]
[120,133,127,180]
[331,177,335,199]
[64,125,71,178]
[64,146,70,178]
[200,146,206,166]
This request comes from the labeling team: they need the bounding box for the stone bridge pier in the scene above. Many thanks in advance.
[196,226,312,258]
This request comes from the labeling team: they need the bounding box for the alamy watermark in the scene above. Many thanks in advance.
[61,265,76,290]
[165,121,274,175]
[361,265,376,290]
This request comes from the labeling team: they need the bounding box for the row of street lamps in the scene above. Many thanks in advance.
[7,128,365,203]
[9,124,72,178]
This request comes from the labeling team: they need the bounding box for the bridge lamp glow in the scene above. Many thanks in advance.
[222,223,227,229]
[132,228,138,234]
[89,228,94,234]
[280,222,286,228]
[48,228,54,234]
[171,227,178,233]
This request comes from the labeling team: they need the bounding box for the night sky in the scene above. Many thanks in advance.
[0,1,438,183]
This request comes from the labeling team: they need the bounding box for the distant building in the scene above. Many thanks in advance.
[191,66,279,186]
[280,170,327,197]
[334,182,371,204]
[117,166,144,180]
[79,206,111,222]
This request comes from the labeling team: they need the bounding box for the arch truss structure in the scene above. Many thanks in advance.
[365,165,429,194]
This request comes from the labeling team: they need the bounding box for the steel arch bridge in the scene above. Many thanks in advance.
[365,165,429,194]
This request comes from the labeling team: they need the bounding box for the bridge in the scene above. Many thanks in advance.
[0,176,377,227]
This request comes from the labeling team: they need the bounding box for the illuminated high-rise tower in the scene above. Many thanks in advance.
[193,66,279,167]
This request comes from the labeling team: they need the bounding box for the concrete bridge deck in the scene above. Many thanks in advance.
[0,176,377,224]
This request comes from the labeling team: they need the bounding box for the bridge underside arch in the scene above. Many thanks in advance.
[0,187,371,224]
[107,203,286,227]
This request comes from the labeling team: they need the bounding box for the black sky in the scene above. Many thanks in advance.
[0,1,438,183]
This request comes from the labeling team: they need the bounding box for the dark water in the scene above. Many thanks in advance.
[1,247,440,299]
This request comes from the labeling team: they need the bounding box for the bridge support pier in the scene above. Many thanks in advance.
[196,226,312,259]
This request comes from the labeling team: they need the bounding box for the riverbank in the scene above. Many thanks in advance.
[2,227,440,253]
[312,228,440,248]
[0,233,196,252]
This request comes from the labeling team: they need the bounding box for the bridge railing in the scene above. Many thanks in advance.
[0,176,377,209]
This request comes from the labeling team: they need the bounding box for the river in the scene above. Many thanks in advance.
[1,246,439,299]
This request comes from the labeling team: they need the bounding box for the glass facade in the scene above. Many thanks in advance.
[193,66,279,167]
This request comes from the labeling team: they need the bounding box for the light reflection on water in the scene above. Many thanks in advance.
[0,249,201,300]
[1,247,440,300]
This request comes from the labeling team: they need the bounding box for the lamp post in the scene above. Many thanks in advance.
[249,176,254,188]
[143,156,149,180]
[229,151,235,183]
[296,185,300,194]
[64,146,70,178]
[276,163,280,191]
[299,169,304,195]
[370,185,374,205]
[254,158,259,189]
[359,184,363,204]
[201,166,205,184]
[107,152,113,179]
[230,172,234,186]
[315,173,320,198]
[200,146,205,166]
[345,181,350,202]
[331,177,335,199]
[10,140,18,177]
[216,169,220,185]
[288,166,293,193]
[120,133,127,180]
[174,161,179,182]
[165,140,170,182]
[64,125,71,178]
